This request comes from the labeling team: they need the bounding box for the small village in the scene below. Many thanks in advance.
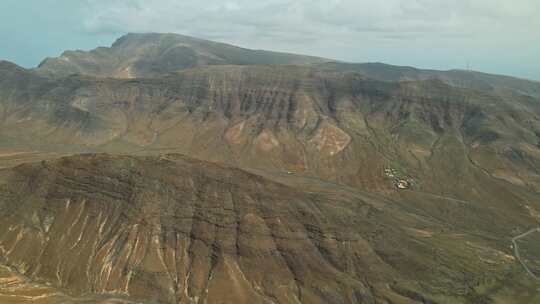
[384,168,415,190]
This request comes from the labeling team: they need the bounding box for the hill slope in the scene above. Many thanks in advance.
[4,63,540,194]
[1,154,539,304]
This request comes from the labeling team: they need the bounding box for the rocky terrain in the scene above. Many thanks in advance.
[0,153,539,304]
[4,59,540,194]
[1,33,540,303]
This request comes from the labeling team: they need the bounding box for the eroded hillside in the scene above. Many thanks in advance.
[0,154,539,304]
[2,63,540,196]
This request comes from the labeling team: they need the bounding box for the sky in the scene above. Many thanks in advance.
[1,0,539,80]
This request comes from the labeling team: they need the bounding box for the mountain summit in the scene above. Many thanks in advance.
[35,33,329,78]
[34,33,540,98]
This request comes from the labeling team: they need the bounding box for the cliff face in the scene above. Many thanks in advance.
[0,154,537,304]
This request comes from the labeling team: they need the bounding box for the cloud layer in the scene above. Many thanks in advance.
[1,0,539,80]
[83,0,539,40]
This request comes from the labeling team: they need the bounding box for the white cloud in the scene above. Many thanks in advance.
[79,0,540,78]
[82,0,540,38]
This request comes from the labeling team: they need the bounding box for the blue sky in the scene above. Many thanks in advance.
[1,0,539,80]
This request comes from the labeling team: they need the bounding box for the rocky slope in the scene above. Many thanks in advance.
[3,62,540,194]
[0,264,137,304]
[1,154,539,304]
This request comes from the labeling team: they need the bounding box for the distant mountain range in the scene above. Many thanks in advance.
[35,33,328,78]
[34,32,540,98]
[1,33,540,304]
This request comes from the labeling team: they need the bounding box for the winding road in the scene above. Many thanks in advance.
[512,228,540,280]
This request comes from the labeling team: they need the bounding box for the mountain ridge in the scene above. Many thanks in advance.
[2,33,540,304]
[24,32,539,97]
[34,32,331,79]
[3,63,540,194]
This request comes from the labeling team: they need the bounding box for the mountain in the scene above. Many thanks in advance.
[1,153,539,304]
[34,33,540,99]
[317,62,540,98]
[3,63,540,192]
[35,33,329,78]
[2,33,540,303]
